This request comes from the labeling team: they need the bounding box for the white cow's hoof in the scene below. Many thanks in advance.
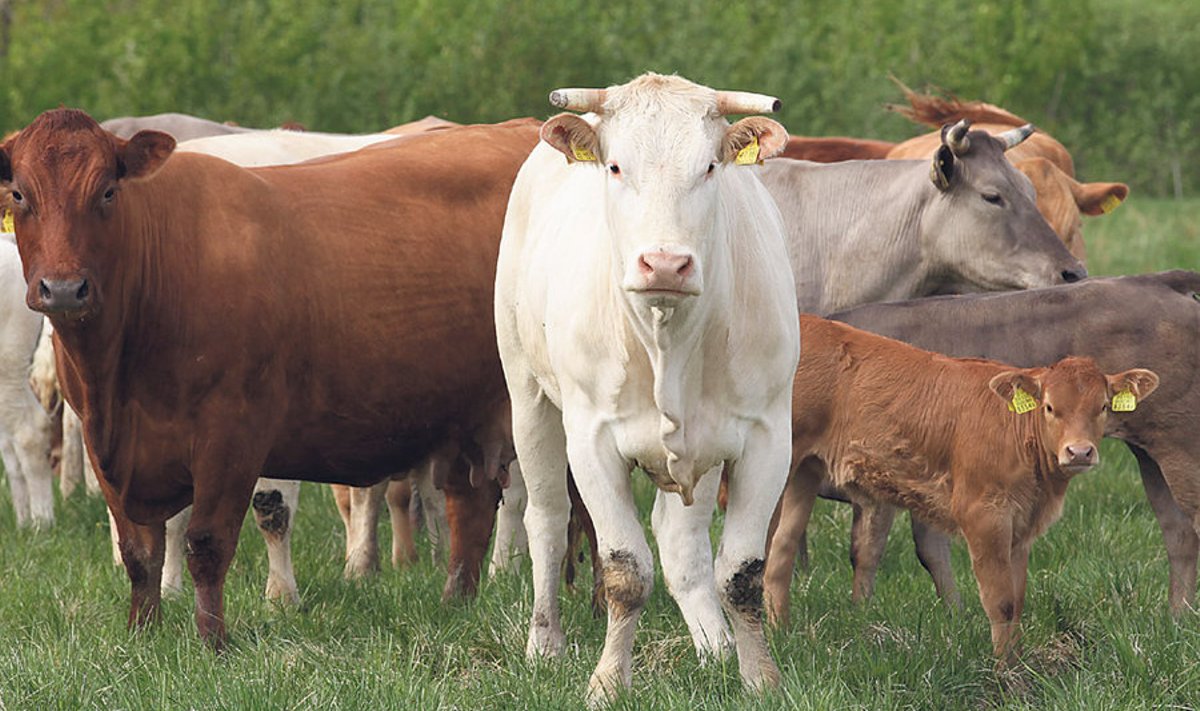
[343,550,380,580]
[695,630,735,663]
[525,624,566,659]
[585,670,626,709]
[742,655,781,692]
[264,578,301,606]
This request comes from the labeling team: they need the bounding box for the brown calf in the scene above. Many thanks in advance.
[766,316,1158,661]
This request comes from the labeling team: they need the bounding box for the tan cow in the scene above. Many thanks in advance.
[765,315,1159,662]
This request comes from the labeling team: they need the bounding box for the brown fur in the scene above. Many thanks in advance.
[779,136,896,162]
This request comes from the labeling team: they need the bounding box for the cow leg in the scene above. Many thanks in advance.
[58,408,83,499]
[252,478,301,603]
[719,425,791,694]
[960,511,1019,664]
[442,468,501,599]
[106,499,167,629]
[412,465,450,562]
[911,518,961,608]
[161,506,192,596]
[565,432,653,706]
[652,468,733,659]
[568,473,606,618]
[763,456,823,626]
[849,500,896,603]
[344,481,386,579]
[0,434,31,527]
[489,459,529,577]
[386,478,418,568]
[1130,445,1198,614]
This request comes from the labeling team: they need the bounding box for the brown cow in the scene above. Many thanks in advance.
[765,315,1158,662]
[779,135,896,162]
[0,108,539,647]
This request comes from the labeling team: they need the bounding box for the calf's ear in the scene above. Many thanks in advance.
[1107,368,1159,401]
[723,116,788,165]
[1072,180,1130,216]
[989,370,1042,410]
[116,130,176,182]
[541,113,601,164]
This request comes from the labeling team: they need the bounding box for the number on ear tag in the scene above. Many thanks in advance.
[1099,194,1123,214]
[1008,386,1037,414]
[571,143,597,162]
[2,209,12,233]
[1111,389,1137,412]
[735,136,760,165]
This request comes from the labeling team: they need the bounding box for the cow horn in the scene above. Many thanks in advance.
[996,123,1036,151]
[944,118,972,155]
[715,91,782,115]
[548,88,608,113]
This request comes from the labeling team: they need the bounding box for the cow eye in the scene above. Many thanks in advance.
[706,162,716,175]
[102,187,115,202]
[609,163,620,176]
[1045,403,1054,415]
[982,192,1004,206]
[10,190,21,204]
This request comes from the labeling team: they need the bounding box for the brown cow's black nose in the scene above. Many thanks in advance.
[38,277,90,312]
[1060,266,1086,283]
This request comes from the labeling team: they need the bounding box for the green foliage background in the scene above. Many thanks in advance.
[1,0,1197,197]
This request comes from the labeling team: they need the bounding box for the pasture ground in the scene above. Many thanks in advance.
[0,198,1197,710]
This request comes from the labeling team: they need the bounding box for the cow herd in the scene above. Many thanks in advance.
[0,72,1195,705]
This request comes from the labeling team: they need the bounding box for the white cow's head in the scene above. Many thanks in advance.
[539,74,787,310]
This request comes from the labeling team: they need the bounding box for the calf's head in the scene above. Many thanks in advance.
[539,73,787,308]
[925,120,1086,292]
[0,109,175,320]
[989,357,1159,473]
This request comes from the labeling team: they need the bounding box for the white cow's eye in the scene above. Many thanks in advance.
[609,163,621,176]
[706,163,716,175]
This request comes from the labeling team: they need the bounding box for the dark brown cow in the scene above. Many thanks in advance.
[0,109,540,647]
[765,315,1158,661]
[821,272,1200,613]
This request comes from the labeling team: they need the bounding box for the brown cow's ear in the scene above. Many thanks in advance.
[117,130,176,182]
[541,113,601,164]
[0,137,12,183]
[723,117,788,165]
[1072,180,1130,216]
[989,370,1042,411]
[1107,368,1159,401]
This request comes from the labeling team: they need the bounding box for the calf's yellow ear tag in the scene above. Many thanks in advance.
[2,209,12,233]
[1008,386,1038,414]
[735,135,761,165]
[570,143,597,162]
[1099,194,1123,214]
[1111,389,1137,412]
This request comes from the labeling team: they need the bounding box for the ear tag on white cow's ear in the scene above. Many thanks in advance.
[1008,386,1037,414]
[1099,194,1123,214]
[1,209,12,233]
[570,143,597,163]
[1111,389,1137,412]
[735,135,760,165]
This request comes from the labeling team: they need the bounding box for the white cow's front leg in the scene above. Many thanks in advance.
[490,459,529,577]
[162,506,192,595]
[1,435,31,527]
[718,424,791,693]
[566,427,654,707]
[252,478,302,603]
[344,480,387,579]
[651,467,732,659]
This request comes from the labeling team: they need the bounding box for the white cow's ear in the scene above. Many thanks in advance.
[1107,368,1159,401]
[988,370,1042,409]
[117,130,176,182]
[541,113,601,164]
[723,117,788,165]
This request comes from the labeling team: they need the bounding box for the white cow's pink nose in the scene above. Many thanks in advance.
[637,250,695,293]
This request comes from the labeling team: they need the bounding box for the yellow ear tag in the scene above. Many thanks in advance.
[1099,194,1123,214]
[570,143,597,163]
[1,209,12,233]
[735,136,761,165]
[1111,389,1137,412]
[1008,386,1037,414]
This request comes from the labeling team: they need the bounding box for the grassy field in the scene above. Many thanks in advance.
[0,197,1197,710]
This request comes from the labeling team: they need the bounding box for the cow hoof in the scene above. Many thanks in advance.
[585,670,627,709]
[525,625,566,659]
[743,657,781,692]
[343,552,380,580]
[264,579,300,606]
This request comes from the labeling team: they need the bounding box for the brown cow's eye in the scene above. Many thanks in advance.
[10,191,22,204]
[103,188,115,201]
[1045,403,1054,414]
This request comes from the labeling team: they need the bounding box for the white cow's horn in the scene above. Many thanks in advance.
[944,118,972,155]
[549,88,608,113]
[715,91,782,115]
[996,123,1036,151]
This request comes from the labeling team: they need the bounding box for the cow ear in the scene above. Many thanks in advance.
[723,117,788,165]
[1072,180,1129,216]
[116,130,176,182]
[540,113,601,164]
[930,145,955,192]
[1107,368,1159,402]
[989,370,1042,410]
[0,135,13,183]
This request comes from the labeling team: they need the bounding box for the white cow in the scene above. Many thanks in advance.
[0,235,56,528]
[175,129,398,166]
[495,73,800,703]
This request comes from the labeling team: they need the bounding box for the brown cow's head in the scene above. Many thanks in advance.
[0,108,174,321]
[989,357,1159,474]
[1015,157,1129,263]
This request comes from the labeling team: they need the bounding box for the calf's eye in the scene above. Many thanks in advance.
[1045,403,1054,414]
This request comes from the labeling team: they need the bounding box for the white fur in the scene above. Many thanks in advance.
[175,130,397,167]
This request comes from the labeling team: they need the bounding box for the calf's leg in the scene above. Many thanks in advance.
[911,518,961,608]
[763,456,823,626]
[849,500,895,602]
[961,512,1019,664]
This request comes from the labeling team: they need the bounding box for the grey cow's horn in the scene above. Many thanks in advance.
[715,91,782,115]
[549,88,608,113]
[944,118,972,155]
[996,123,1036,150]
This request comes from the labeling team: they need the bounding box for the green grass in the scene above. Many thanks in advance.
[0,200,1197,709]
